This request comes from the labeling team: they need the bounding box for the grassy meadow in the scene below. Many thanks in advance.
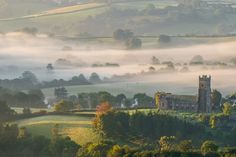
[13,115,99,145]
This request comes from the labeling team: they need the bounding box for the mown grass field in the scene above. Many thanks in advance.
[42,3,105,16]
[14,115,99,145]
[0,4,107,34]
[0,2,106,20]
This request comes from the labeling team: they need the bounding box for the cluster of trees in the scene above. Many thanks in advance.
[43,74,91,88]
[43,72,103,88]
[72,0,236,37]
[90,108,236,157]
[52,91,154,112]
[77,138,236,157]
[0,71,104,90]
[113,29,142,49]
[54,100,76,113]
[93,110,206,143]
[0,87,45,108]
[197,102,236,146]
[78,92,153,109]
[0,71,39,90]
[0,122,235,157]
[0,100,48,122]
[0,101,16,121]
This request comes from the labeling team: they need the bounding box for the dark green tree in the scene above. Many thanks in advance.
[113,29,134,42]
[89,72,102,83]
[22,71,38,84]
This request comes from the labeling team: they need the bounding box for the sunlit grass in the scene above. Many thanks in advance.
[62,127,99,145]
[13,115,95,144]
[42,3,105,15]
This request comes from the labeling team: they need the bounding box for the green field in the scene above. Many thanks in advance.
[0,4,107,35]
[14,115,99,145]
[0,2,106,21]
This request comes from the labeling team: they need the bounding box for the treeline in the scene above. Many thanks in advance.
[52,90,154,112]
[77,92,153,109]
[77,139,236,157]
[41,74,92,88]
[1,123,236,157]
[94,111,207,144]
[0,87,45,108]
[0,71,103,90]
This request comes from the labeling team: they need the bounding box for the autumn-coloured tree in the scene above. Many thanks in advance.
[93,102,112,137]
[96,101,112,115]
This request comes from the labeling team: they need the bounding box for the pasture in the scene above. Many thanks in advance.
[14,115,99,145]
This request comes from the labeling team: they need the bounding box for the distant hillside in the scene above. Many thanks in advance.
[0,0,93,18]
[1,0,236,36]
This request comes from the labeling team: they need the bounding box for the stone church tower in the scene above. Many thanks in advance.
[198,75,212,113]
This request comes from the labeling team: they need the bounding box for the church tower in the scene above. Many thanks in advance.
[198,75,212,113]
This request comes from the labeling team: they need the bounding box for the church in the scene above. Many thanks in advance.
[155,75,212,113]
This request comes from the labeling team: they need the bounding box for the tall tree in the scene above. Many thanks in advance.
[89,73,102,83]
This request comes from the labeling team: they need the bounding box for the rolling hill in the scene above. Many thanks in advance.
[1,0,236,36]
